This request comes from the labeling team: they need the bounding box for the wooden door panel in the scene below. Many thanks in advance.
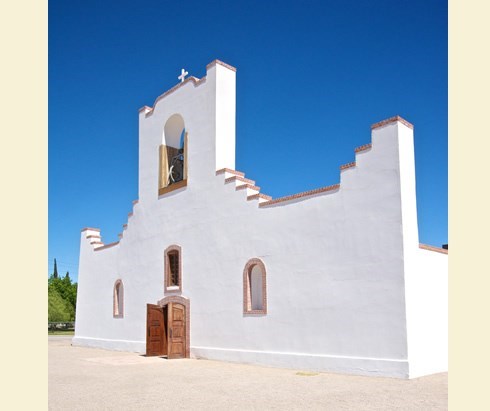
[146,304,166,356]
[170,342,184,355]
[168,303,186,359]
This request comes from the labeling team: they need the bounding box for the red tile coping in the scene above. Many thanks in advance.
[123,224,127,229]
[206,59,237,72]
[132,200,139,205]
[81,227,100,232]
[94,241,120,251]
[86,235,101,239]
[128,212,133,217]
[371,115,414,130]
[340,161,356,170]
[90,241,103,245]
[355,143,372,153]
[225,175,255,185]
[216,168,245,177]
[419,244,448,254]
[260,184,340,207]
[236,184,260,191]
[247,193,272,201]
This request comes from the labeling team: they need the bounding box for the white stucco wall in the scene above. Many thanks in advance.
[73,60,447,379]
[405,248,448,378]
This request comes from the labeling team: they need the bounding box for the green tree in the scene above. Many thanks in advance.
[53,258,58,279]
[48,270,77,321]
[48,286,73,322]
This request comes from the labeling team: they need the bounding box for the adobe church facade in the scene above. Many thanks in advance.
[73,59,447,379]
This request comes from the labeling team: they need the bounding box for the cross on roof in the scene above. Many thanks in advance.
[178,68,188,83]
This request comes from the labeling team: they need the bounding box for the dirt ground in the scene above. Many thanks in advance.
[48,336,447,410]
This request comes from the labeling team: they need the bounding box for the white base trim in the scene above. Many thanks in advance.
[71,337,410,378]
[72,336,145,353]
[191,346,410,378]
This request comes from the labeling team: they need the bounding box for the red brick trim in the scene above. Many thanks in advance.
[225,175,255,185]
[355,143,372,153]
[206,59,237,72]
[419,244,448,254]
[94,241,119,251]
[340,161,356,170]
[113,279,124,318]
[243,258,267,315]
[236,184,260,191]
[81,227,100,232]
[371,115,414,130]
[247,193,272,201]
[164,245,182,293]
[157,295,191,358]
[216,168,245,177]
[260,184,340,208]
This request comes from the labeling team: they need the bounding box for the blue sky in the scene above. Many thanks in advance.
[49,0,447,281]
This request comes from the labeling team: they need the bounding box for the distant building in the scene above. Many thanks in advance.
[74,60,448,379]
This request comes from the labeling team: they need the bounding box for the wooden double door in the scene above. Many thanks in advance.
[146,303,186,358]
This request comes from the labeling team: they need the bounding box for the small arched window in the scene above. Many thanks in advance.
[243,259,267,315]
[113,280,124,318]
[165,245,182,293]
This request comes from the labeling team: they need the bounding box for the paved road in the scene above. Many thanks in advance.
[49,337,447,410]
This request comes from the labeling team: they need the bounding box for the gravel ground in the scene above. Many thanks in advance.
[49,336,447,410]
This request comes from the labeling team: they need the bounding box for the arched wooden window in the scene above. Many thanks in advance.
[113,280,124,318]
[165,245,182,293]
[243,259,267,315]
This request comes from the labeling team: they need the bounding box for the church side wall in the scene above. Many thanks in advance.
[404,248,448,378]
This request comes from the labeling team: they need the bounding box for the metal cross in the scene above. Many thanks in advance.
[178,68,188,83]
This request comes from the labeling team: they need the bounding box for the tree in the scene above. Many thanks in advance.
[48,286,73,322]
[53,258,58,279]
[48,269,77,321]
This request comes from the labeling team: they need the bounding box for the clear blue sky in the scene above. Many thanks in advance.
[49,0,447,281]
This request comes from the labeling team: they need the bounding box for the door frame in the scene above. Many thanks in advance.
[157,295,190,358]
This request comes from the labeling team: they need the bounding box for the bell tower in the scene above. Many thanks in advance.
[137,60,237,203]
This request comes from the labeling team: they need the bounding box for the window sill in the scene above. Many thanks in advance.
[158,179,187,196]
[243,310,267,315]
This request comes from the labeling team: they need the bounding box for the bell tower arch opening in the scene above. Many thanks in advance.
[159,114,188,194]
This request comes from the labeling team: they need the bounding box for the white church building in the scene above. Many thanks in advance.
[73,59,447,379]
